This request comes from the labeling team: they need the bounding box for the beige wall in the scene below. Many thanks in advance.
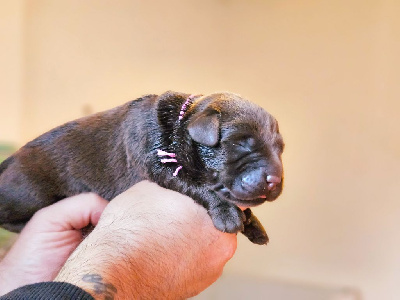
[0,0,24,145]
[2,1,400,299]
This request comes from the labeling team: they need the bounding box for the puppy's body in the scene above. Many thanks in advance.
[0,91,284,244]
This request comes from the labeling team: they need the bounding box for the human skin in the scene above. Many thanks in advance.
[0,181,237,299]
[0,193,109,295]
[55,181,237,299]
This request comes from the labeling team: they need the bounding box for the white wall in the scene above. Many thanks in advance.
[4,1,400,299]
[0,0,24,145]
[223,2,400,300]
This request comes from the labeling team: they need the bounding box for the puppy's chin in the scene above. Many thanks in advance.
[229,197,267,207]
[212,185,268,207]
[212,181,282,207]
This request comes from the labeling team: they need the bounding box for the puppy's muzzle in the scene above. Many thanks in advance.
[231,167,283,202]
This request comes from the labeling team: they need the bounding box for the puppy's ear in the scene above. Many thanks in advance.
[157,91,189,140]
[157,91,187,127]
[188,110,220,147]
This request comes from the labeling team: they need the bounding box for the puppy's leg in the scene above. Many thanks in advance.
[0,221,25,233]
[0,157,62,232]
[0,189,65,233]
[0,188,34,232]
[206,196,246,233]
[242,208,269,245]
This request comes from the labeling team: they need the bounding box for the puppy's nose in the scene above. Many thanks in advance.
[266,175,281,191]
[241,168,264,191]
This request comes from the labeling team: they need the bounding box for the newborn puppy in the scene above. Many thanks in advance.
[0,91,284,245]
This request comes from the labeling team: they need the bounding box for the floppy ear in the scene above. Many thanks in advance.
[188,110,220,147]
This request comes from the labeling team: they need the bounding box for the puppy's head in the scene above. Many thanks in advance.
[157,91,284,207]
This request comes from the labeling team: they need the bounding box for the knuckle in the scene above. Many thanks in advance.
[32,208,45,219]
[30,206,51,223]
[84,192,106,204]
[220,234,237,260]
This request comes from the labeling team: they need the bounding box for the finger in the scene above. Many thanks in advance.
[30,193,109,232]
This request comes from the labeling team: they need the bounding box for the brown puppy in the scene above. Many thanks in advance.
[0,91,284,245]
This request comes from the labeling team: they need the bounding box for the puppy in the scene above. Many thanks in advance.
[0,91,284,245]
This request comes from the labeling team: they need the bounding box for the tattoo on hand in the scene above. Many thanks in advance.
[82,274,117,300]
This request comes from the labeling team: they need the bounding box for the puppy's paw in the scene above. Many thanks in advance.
[243,224,269,245]
[209,203,245,233]
[242,208,269,245]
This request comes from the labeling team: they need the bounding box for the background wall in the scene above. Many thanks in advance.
[1,1,399,299]
[0,0,24,144]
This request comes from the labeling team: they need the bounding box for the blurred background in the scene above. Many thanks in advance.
[0,1,399,299]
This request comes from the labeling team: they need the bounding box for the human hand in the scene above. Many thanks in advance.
[55,181,237,300]
[0,193,108,295]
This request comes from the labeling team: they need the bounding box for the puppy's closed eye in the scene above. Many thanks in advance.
[231,136,256,150]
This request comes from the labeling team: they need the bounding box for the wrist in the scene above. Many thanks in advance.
[54,226,160,299]
[54,231,131,298]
